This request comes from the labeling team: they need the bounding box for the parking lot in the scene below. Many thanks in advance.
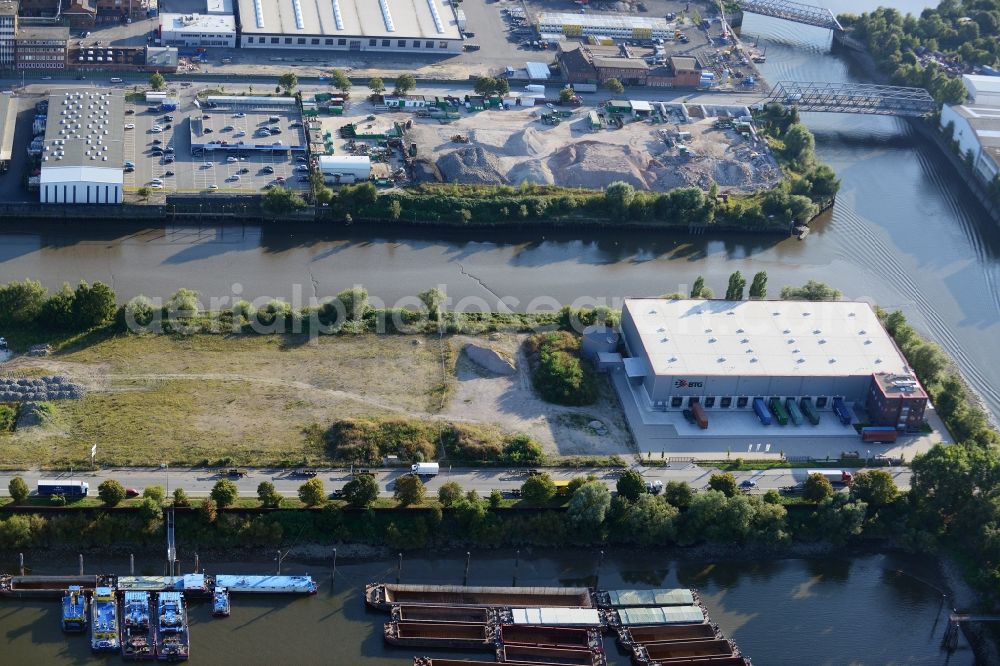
[122,96,310,195]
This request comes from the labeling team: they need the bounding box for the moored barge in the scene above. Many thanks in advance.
[90,586,120,652]
[394,604,492,623]
[635,638,735,662]
[617,623,718,646]
[366,583,592,610]
[215,574,317,594]
[121,591,155,661]
[413,659,578,666]
[595,589,696,608]
[384,620,494,649]
[2,575,102,598]
[154,591,190,661]
[61,585,88,633]
[500,625,600,650]
[500,644,605,666]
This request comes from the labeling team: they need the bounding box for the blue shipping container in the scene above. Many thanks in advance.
[753,397,772,425]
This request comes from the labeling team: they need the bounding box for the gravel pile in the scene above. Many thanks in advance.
[437,146,508,185]
[0,375,85,401]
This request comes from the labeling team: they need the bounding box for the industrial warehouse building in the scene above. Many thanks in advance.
[536,12,671,40]
[159,13,237,47]
[617,298,927,430]
[40,91,124,204]
[236,0,463,53]
[939,74,1000,186]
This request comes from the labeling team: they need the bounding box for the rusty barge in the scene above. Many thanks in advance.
[384,621,496,649]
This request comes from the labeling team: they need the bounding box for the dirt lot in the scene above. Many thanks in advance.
[444,334,633,457]
[0,332,634,466]
[405,104,780,192]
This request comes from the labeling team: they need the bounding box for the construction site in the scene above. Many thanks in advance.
[401,102,781,193]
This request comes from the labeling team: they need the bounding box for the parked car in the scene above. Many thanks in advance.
[261,165,274,174]
[125,488,140,498]
[233,112,246,118]
[124,123,135,130]
[163,171,174,177]
[208,184,219,190]
[163,156,174,164]
[238,167,249,174]
[151,139,162,145]
[125,108,135,115]
[739,479,757,489]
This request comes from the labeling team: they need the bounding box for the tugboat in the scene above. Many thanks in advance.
[90,586,120,652]
[212,587,230,617]
[121,591,155,661]
[61,585,88,633]
[155,591,190,661]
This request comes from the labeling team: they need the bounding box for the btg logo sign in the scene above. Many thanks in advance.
[674,379,704,389]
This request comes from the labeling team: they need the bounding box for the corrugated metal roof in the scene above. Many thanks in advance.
[618,605,704,625]
[525,61,550,80]
[607,588,694,607]
[511,607,601,626]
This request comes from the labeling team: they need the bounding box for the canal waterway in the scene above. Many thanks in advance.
[3,3,999,422]
[0,551,975,665]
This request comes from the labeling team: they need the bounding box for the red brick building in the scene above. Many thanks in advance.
[865,372,928,431]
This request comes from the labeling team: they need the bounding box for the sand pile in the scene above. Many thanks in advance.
[548,141,652,190]
[437,146,508,184]
[504,127,547,156]
[507,159,555,185]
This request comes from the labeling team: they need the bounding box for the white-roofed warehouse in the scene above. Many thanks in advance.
[40,91,124,204]
[237,0,464,53]
[618,298,923,416]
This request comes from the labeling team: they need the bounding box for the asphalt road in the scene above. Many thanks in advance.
[0,465,913,499]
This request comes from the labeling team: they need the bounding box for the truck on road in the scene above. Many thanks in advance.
[806,469,853,486]
[411,462,440,477]
[37,479,89,497]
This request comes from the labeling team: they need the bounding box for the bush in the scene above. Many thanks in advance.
[708,473,738,498]
[616,470,645,502]
[211,479,239,508]
[98,480,126,506]
[438,481,463,507]
[142,486,165,504]
[137,497,163,523]
[0,279,47,325]
[521,474,556,505]
[258,481,283,508]
[664,481,693,509]
[8,477,29,504]
[172,488,190,507]
[502,434,545,465]
[567,482,611,529]
[0,404,15,432]
[343,475,379,508]
[526,331,597,406]
[394,475,425,506]
[803,473,834,502]
[199,498,218,524]
[780,280,842,301]
[298,478,326,506]
[72,281,116,329]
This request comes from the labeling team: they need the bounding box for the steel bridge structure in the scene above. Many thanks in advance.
[764,81,937,117]
[737,0,843,31]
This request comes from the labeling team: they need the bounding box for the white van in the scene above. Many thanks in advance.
[110,77,123,84]
[411,462,440,477]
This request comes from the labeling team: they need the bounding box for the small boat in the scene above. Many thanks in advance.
[155,591,190,661]
[212,587,230,617]
[61,585,88,633]
[90,586,120,652]
[121,591,155,661]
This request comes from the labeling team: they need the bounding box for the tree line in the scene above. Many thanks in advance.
[840,2,998,105]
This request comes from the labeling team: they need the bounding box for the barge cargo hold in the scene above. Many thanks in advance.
[500,644,603,666]
[214,574,317,594]
[597,589,695,608]
[395,604,492,623]
[616,606,706,626]
[61,585,88,633]
[510,607,601,627]
[367,583,592,610]
[384,621,493,649]
[637,638,734,661]
[121,591,155,661]
[619,623,717,645]
[500,625,599,649]
[641,659,747,666]
[2,575,101,598]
